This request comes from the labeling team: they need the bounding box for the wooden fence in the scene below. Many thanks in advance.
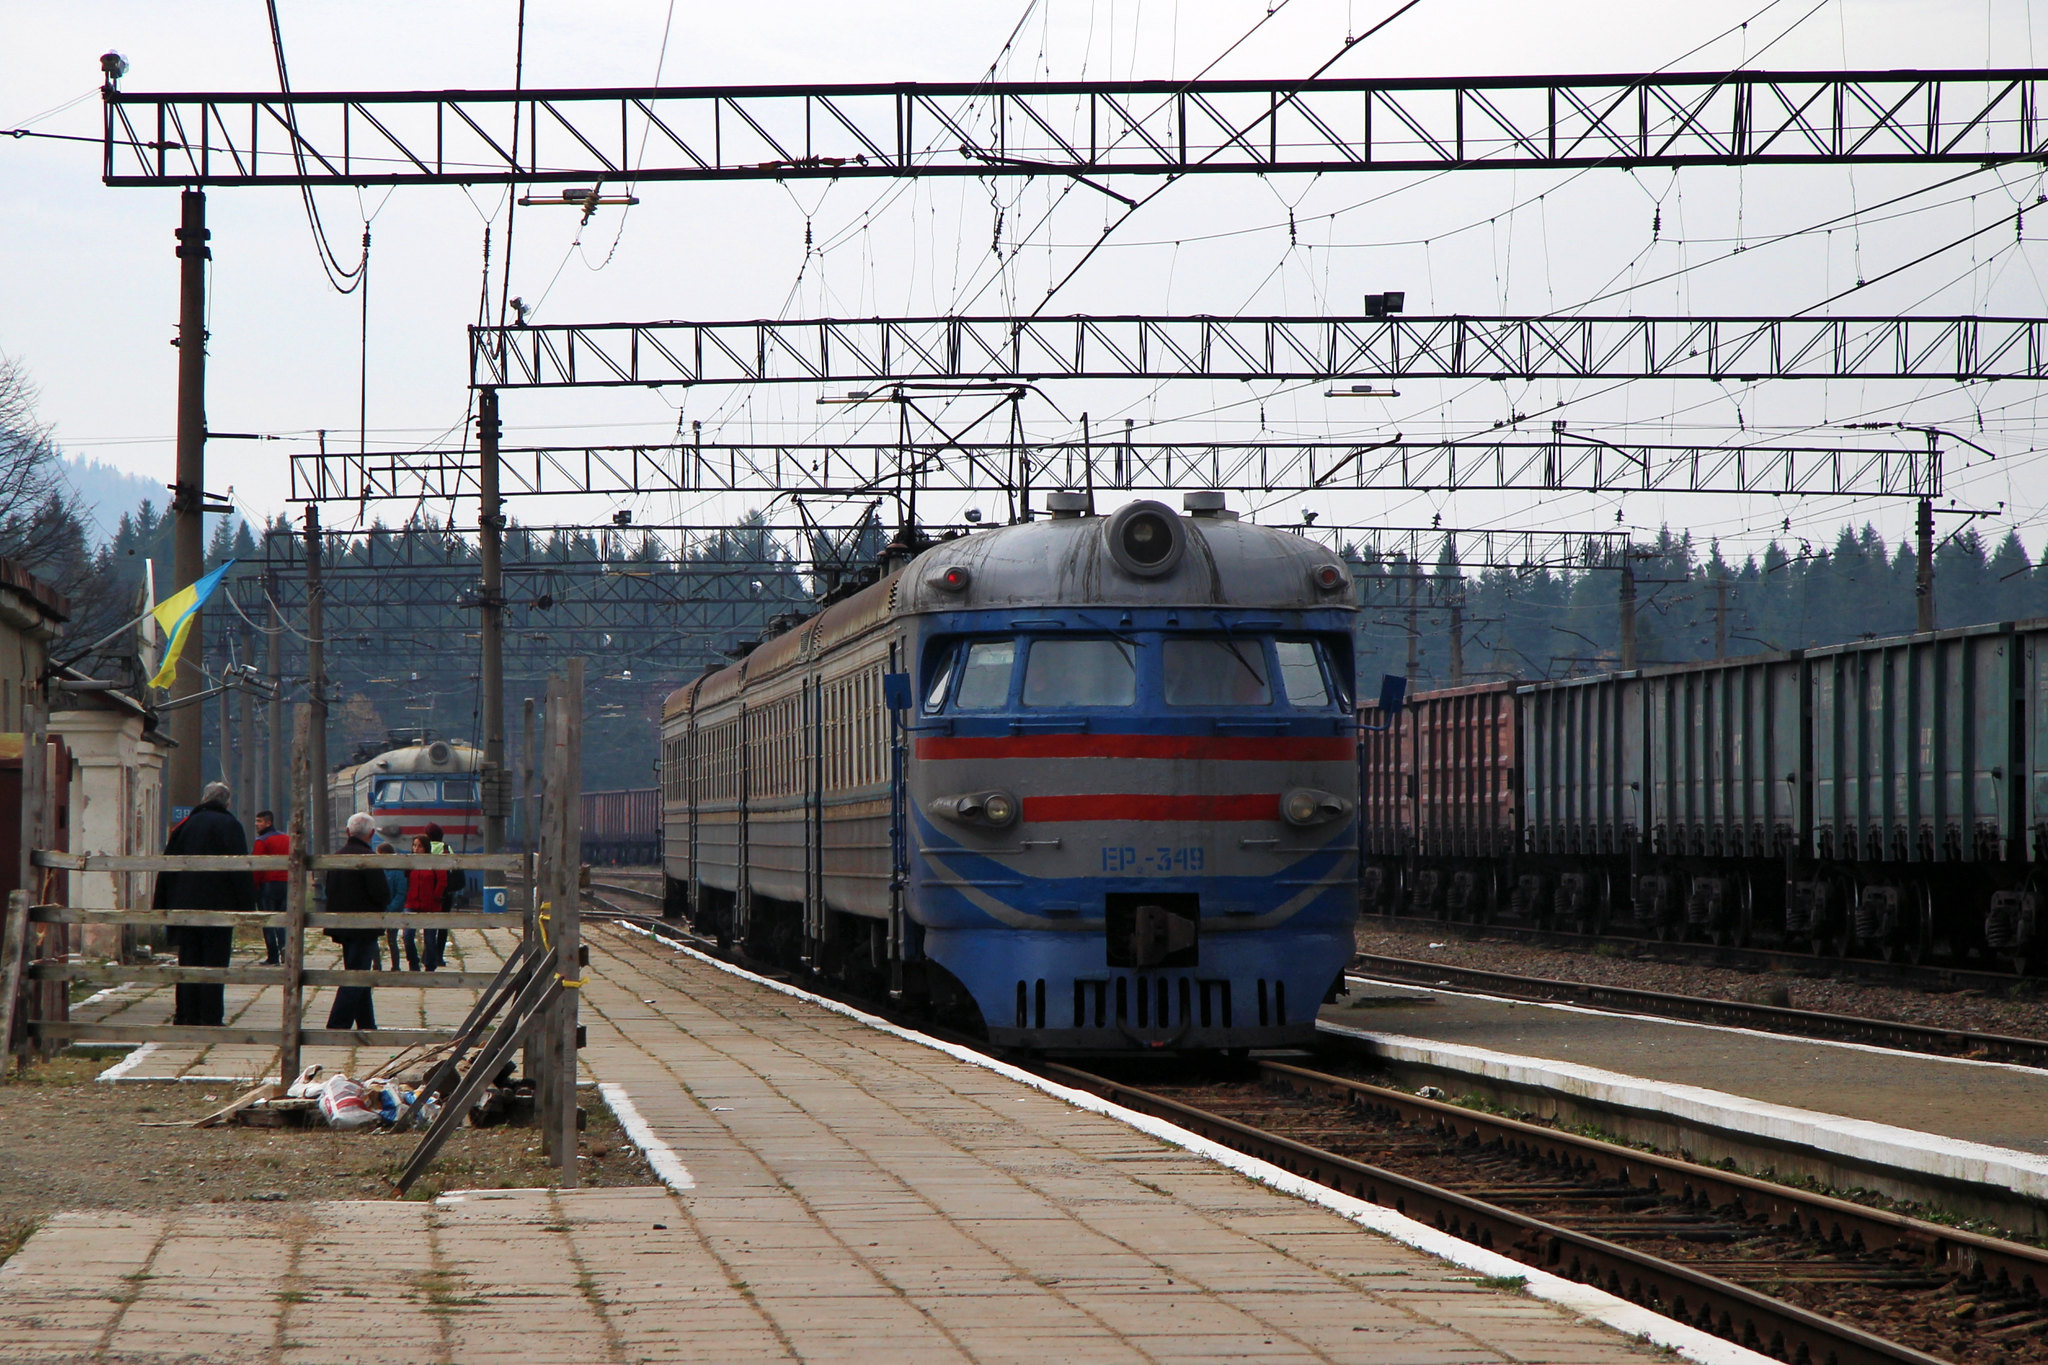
[1,684,586,1168]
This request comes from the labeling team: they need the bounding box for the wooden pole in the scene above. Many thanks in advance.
[0,891,27,1074]
[555,657,584,1187]
[278,705,311,1085]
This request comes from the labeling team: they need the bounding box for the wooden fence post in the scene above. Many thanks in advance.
[278,706,311,1085]
[554,657,584,1187]
[0,890,27,1075]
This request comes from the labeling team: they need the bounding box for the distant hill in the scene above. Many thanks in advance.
[53,455,168,542]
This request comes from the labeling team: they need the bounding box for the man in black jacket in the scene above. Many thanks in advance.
[151,782,255,1027]
[324,812,391,1031]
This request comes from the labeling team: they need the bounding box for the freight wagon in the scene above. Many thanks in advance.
[1362,621,2045,971]
[582,788,660,865]
[511,788,662,866]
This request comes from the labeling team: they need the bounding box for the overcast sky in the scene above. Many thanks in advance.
[4,0,2046,565]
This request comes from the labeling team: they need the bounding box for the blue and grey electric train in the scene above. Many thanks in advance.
[659,494,1361,1050]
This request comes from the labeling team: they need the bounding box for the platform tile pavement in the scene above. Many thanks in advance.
[0,923,1683,1363]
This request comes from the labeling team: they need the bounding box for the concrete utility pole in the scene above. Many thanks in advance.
[1404,567,1421,683]
[477,388,507,855]
[1710,575,1730,660]
[1916,496,1936,632]
[267,567,285,820]
[1618,556,1639,669]
[304,504,328,855]
[166,188,209,810]
[1447,587,1465,685]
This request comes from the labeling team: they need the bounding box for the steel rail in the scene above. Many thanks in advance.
[1258,1061,2048,1297]
[1045,1062,1954,1365]
[1351,952,2048,1068]
[1367,912,2035,993]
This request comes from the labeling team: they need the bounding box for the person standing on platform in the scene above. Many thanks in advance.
[420,823,456,971]
[251,810,290,965]
[151,782,255,1026]
[377,841,418,971]
[323,813,389,1031]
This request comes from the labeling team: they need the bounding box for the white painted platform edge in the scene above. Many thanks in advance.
[93,1043,158,1081]
[608,922,1769,1365]
[1326,1021,2048,1200]
[597,1081,696,1190]
[1348,971,2048,1078]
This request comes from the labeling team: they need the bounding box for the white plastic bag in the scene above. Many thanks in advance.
[285,1063,325,1098]
[318,1075,376,1130]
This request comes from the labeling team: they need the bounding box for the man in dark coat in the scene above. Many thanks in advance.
[324,812,391,1031]
[151,782,255,1027]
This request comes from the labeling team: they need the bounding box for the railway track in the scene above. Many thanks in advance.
[589,872,2048,1069]
[1350,954,2048,1070]
[1372,912,2034,995]
[1051,1059,2048,1365]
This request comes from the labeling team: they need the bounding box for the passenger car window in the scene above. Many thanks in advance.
[1023,638,1137,707]
[954,640,1016,710]
[1274,640,1330,708]
[1163,637,1271,706]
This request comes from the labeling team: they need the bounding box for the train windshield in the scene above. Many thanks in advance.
[1023,638,1136,707]
[953,640,1016,710]
[1163,637,1271,706]
[374,778,443,805]
[443,779,479,804]
[1274,640,1330,707]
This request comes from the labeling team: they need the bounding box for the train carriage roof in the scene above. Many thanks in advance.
[661,499,1353,719]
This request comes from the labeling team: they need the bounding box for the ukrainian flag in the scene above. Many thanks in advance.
[147,560,236,690]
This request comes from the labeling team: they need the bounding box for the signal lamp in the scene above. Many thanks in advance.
[1313,564,1346,591]
[933,566,972,593]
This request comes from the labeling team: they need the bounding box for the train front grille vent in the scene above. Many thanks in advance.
[1052,977,1267,1031]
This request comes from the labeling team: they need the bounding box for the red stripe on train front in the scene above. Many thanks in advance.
[1020,793,1279,822]
[917,734,1351,761]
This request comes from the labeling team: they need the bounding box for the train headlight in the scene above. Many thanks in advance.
[1104,500,1187,577]
[929,790,1020,828]
[1312,563,1347,592]
[1281,787,1351,827]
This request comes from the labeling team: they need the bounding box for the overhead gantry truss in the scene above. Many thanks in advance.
[293,433,1942,503]
[469,314,2048,388]
[104,69,2048,186]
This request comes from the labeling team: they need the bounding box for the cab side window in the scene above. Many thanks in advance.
[1274,640,1331,708]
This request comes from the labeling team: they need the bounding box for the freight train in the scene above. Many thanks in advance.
[510,789,661,865]
[1361,621,2048,972]
[327,736,483,902]
[659,493,1363,1050]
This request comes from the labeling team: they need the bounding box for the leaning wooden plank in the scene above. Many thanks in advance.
[193,1081,283,1128]
[392,940,539,1131]
[395,973,562,1193]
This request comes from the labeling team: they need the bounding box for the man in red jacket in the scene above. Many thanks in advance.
[252,810,290,965]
